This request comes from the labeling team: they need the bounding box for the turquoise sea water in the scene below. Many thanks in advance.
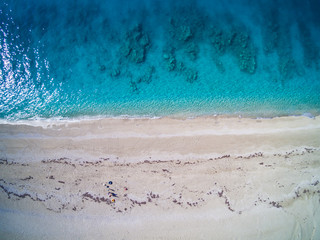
[1,0,320,119]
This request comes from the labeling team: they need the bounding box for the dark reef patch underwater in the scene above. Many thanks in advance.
[1,0,320,119]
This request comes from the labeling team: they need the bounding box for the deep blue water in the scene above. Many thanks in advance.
[1,0,320,119]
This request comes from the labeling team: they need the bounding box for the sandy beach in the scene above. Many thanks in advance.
[0,116,320,239]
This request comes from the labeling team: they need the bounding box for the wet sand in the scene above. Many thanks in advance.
[0,116,320,239]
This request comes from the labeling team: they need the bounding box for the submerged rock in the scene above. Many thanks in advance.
[167,55,177,71]
[298,21,320,68]
[99,65,106,72]
[163,51,177,71]
[185,68,198,83]
[110,67,120,77]
[179,25,193,42]
[229,30,257,74]
[278,55,296,79]
[165,8,204,62]
[210,27,257,74]
[128,66,156,93]
[130,80,138,92]
[263,21,280,54]
[137,66,155,84]
[184,42,199,60]
[120,24,150,64]
[262,9,280,54]
[210,28,227,55]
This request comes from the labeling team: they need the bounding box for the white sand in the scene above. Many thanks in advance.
[0,116,320,239]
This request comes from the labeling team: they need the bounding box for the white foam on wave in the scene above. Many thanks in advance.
[0,112,319,128]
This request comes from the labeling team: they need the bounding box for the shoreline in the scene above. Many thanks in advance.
[0,113,318,127]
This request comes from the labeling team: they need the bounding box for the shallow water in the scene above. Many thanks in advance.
[1,0,320,120]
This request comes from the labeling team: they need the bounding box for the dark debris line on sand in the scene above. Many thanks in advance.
[0,147,319,214]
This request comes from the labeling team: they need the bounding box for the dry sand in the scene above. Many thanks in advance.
[0,116,320,239]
